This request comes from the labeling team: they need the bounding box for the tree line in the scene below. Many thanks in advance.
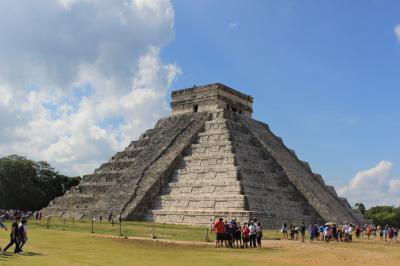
[0,155,80,211]
[355,202,400,227]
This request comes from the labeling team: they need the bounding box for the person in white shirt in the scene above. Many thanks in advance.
[347,224,353,243]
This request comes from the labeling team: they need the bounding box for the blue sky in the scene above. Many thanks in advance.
[162,0,400,205]
[0,0,399,206]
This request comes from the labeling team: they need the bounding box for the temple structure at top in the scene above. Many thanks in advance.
[171,83,253,118]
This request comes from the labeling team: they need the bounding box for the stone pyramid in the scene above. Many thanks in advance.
[42,83,364,228]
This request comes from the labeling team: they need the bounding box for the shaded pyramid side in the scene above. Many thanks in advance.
[225,113,324,227]
[41,113,210,219]
[241,116,364,225]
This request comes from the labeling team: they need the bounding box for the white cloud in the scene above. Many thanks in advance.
[0,0,180,175]
[338,161,400,207]
[394,24,400,41]
[228,22,237,28]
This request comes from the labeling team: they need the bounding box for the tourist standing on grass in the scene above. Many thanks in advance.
[346,224,353,243]
[281,223,288,239]
[242,223,250,248]
[332,224,338,242]
[393,228,398,242]
[235,222,242,248]
[18,218,28,252]
[323,225,330,242]
[3,216,21,254]
[108,213,113,223]
[256,222,263,248]
[318,225,324,241]
[309,224,315,241]
[212,218,224,247]
[366,225,372,240]
[300,222,306,242]
[249,221,257,247]
[343,223,349,242]
[289,224,295,240]
[383,225,389,242]
[388,227,394,242]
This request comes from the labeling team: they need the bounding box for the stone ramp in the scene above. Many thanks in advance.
[145,111,326,227]
[145,111,256,225]
[42,113,210,219]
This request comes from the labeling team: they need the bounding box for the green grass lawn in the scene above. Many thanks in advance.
[0,219,399,266]
[27,218,284,241]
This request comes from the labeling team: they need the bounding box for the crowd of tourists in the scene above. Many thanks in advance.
[212,218,263,248]
[0,212,29,255]
[281,222,399,243]
[212,218,399,248]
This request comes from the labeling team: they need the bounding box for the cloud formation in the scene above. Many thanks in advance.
[0,0,180,175]
[338,161,400,207]
[394,24,400,41]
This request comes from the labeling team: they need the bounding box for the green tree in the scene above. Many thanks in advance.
[0,155,81,210]
[354,202,366,215]
[364,206,400,227]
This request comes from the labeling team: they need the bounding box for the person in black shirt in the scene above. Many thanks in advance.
[3,216,21,254]
[300,222,306,242]
[18,218,28,252]
[332,224,338,241]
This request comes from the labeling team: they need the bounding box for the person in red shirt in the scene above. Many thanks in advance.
[213,218,225,247]
[242,223,250,248]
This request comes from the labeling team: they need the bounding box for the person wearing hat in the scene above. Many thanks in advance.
[3,215,21,254]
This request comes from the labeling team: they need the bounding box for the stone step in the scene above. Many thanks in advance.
[160,182,242,195]
[183,153,235,161]
[170,177,239,185]
[77,182,116,193]
[158,194,245,200]
[181,156,236,168]
[167,180,241,187]
[197,130,231,138]
[171,170,238,181]
[190,142,233,150]
[145,210,255,225]
[152,195,247,209]
[82,172,122,182]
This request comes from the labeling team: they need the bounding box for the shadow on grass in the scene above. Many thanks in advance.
[20,251,44,256]
[0,251,44,258]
